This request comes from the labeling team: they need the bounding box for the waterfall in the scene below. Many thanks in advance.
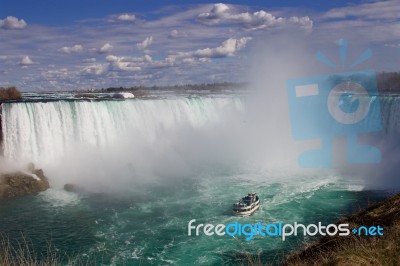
[1,98,244,164]
[1,95,399,184]
[379,96,400,137]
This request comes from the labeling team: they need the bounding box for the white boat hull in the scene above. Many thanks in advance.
[232,201,260,216]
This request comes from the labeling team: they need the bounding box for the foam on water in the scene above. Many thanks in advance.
[38,188,81,207]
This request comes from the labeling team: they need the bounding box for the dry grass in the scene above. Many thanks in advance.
[0,234,100,266]
[237,193,400,265]
[284,193,400,266]
[0,87,22,101]
[0,234,60,266]
[284,222,400,266]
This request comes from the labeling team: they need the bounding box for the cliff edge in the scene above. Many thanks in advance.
[284,193,400,265]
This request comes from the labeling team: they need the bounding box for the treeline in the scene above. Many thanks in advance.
[95,73,400,94]
[377,72,400,93]
[98,82,247,93]
[0,86,22,101]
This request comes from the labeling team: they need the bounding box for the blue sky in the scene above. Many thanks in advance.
[0,0,363,24]
[0,0,399,91]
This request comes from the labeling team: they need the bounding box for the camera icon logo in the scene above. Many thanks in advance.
[286,40,382,168]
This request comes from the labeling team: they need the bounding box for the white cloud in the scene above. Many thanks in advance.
[105,55,119,62]
[198,3,312,30]
[182,57,196,64]
[43,68,70,79]
[10,2,400,90]
[199,58,211,63]
[59,44,83,54]
[83,58,97,63]
[132,74,153,81]
[194,37,251,57]
[20,56,34,65]
[323,0,400,20]
[168,37,252,63]
[168,29,187,38]
[317,0,400,44]
[99,43,113,53]
[117,14,136,22]
[0,16,27,30]
[198,3,230,24]
[385,43,400,48]
[106,55,146,63]
[110,62,141,72]
[169,29,179,38]
[105,55,145,72]
[137,36,153,50]
[288,16,313,28]
[144,54,152,62]
[89,43,114,54]
[106,54,149,63]
[81,64,106,76]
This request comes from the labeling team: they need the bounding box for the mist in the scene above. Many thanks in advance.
[242,32,400,190]
[2,33,399,192]
[39,34,325,192]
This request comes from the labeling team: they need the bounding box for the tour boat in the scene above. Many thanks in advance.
[232,192,260,216]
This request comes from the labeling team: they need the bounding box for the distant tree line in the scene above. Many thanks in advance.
[377,72,400,93]
[87,73,400,94]
[95,82,248,93]
[2,72,400,96]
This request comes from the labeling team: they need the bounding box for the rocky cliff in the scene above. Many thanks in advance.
[0,166,49,199]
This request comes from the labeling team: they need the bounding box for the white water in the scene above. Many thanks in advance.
[3,94,398,191]
[1,98,250,189]
[2,98,243,162]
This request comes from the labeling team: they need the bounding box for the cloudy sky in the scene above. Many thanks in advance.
[0,0,399,91]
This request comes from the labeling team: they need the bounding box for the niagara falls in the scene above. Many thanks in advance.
[1,1,400,265]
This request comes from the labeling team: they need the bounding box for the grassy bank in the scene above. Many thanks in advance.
[284,193,400,266]
[0,234,99,266]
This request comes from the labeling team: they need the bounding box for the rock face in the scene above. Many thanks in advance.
[64,183,78,193]
[0,166,50,199]
[63,183,86,194]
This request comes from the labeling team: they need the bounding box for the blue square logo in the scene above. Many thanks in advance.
[287,70,382,168]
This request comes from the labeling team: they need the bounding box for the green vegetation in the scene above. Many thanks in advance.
[0,87,22,101]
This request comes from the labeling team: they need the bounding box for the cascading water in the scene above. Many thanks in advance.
[379,96,400,136]
[1,95,399,179]
[1,98,244,163]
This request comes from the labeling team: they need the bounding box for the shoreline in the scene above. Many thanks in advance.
[283,192,400,265]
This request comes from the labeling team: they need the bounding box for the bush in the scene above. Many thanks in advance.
[0,87,22,101]
[0,233,97,265]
